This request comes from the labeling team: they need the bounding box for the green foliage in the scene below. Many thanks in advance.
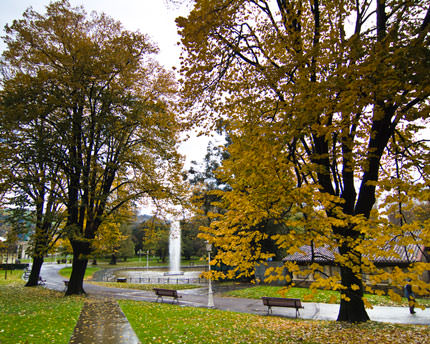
[0,285,83,343]
[140,217,170,263]
[181,219,206,259]
[120,300,430,344]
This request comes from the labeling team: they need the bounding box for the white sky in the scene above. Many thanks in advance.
[0,0,222,171]
[0,0,185,67]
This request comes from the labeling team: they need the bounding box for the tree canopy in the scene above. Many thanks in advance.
[1,0,184,294]
[178,0,430,322]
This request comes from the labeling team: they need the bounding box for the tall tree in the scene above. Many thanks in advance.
[141,217,170,263]
[178,0,430,322]
[1,0,184,295]
[0,86,65,286]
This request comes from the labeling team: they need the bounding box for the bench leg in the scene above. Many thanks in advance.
[266,306,272,315]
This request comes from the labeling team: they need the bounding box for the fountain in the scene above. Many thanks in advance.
[164,220,184,275]
[108,218,206,285]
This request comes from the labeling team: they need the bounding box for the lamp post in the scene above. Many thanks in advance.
[206,242,215,308]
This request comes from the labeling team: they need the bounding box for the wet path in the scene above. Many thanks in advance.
[69,298,140,344]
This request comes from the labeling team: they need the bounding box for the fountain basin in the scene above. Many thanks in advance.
[164,271,184,276]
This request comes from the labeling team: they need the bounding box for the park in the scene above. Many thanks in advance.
[0,0,430,342]
[1,258,430,343]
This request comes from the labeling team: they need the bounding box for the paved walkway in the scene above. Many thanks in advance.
[69,299,140,344]
[40,264,429,343]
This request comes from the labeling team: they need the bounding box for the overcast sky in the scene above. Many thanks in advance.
[0,0,187,67]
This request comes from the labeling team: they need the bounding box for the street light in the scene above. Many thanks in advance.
[206,242,215,308]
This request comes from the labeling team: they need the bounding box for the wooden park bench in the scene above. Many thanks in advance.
[262,297,304,318]
[153,288,182,304]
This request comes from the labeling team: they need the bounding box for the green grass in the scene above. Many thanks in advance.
[119,300,430,344]
[0,269,26,286]
[58,266,100,280]
[0,271,84,344]
[224,285,430,307]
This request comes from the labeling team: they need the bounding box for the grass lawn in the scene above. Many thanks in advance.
[120,300,430,344]
[58,266,100,280]
[0,270,84,344]
[224,285,430,307]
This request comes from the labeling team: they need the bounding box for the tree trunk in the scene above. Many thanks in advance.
[109,254,117,265]
[25,256,44,287]
[65,240,90,295]
[336,245,370,322]
[337,268,369,322]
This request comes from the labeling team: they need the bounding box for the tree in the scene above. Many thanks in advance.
[181,218,206,259]
[1,0,184,295]
[93,206,136,264]
[178,1,430,322]
[141,217,170,263]
[93,217,127,265]
[0,97,66,286]
[117,224,135,262]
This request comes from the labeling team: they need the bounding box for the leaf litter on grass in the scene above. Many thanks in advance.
[120,300,429,344]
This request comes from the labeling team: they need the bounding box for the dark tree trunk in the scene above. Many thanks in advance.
[109,254,117,265]
[25,256,44,287]
[333,222,370,322]
[65,240,90,295]
[337,265,370,322]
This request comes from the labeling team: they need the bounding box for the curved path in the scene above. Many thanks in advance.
[41,263,430,326]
